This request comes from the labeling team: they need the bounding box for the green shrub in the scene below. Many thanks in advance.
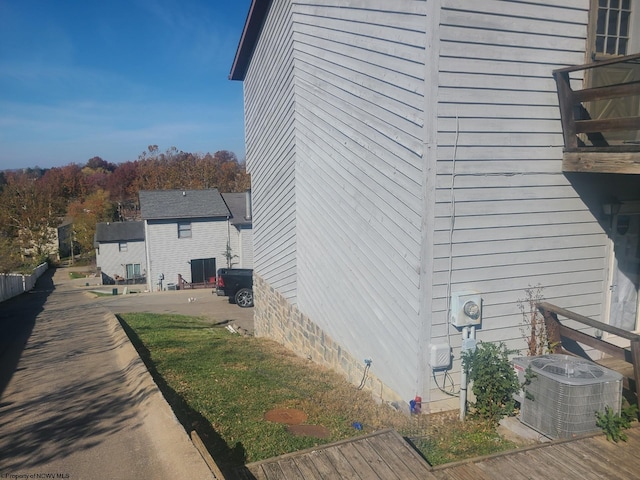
[596,404,638,442]
[461,342,520,425]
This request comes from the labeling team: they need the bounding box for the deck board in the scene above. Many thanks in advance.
[235,426,640,480]
[238,429,434,479]
[322,446,362,479]
[352,437,404,478]
[436,426,640,480]
[365,430,430,480]
[552,441,617,479]
[307,449,344,478]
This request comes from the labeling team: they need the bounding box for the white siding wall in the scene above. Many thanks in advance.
[226,221,241,269]
[239,226,254,268]
[145,219,228,291]
[291,0,428,400]
[96,241,146,281]
[427,0,608,403]
[223,223,252,269]
[245,0,611,405]
[244,0,298,301]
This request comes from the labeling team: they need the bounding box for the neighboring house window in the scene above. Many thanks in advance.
[119,242,128,252]
[126,263,141,279]
[178,222,192,238]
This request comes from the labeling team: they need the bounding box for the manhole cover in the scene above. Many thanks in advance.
[264,408,308,425]
[287,424,330,438]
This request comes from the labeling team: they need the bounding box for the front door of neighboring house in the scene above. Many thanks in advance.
[586,0,640,145]
[608,213,640,333]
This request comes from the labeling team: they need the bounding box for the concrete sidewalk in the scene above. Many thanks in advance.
[0,268,216,479]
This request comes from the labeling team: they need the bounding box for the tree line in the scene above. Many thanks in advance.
[0,146,250,272]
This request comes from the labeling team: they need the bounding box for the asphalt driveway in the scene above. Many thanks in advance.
[90,279,254,334]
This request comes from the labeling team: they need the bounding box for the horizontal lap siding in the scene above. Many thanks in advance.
[292,1,427,398]
[145,219,228,288]
[428,0,604,400]
[97,241,146,280]
[240,227,254,269]
[244,0,298,300]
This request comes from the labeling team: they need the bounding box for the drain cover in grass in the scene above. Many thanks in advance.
[286,424,330,438]
[264,408,308,425]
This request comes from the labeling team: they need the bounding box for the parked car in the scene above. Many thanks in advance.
[215,268,254,307]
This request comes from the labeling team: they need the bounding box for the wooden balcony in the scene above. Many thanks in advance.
[554,53,640,174]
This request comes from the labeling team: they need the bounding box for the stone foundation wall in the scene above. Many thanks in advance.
[253,275,406,409]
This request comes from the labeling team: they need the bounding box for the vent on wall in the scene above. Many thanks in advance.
[512,354,623,439]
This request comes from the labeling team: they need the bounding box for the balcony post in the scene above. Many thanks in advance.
[553,71,578,150]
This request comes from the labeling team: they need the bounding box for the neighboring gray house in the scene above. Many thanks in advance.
[95,221,146,284]
[57,217,73,260]
[140,189,252,291]
[222,191,254,269]
[230,0,640,411]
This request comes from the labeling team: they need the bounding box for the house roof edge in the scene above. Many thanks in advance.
[229,0,272,81]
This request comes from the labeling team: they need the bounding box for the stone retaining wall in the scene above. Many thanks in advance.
[253,274,405,409]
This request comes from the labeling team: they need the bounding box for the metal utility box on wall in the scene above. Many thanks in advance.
[450,291,482,327]
[430,343,452,370]
[512,354,623,439]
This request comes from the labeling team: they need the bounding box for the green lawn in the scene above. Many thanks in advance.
[119,313,517,472]
[68,271,87,279]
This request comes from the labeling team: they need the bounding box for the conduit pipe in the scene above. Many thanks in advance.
[459,325,476,421]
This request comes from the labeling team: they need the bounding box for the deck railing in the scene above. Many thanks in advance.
[537,301,640,410]
[553,53,640,174]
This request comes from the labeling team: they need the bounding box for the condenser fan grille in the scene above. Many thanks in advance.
[530,357,604,379]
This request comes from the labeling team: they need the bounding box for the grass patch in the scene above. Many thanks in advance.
[119,313,518,472]
[406,411,517,465]
[69,271,88,279]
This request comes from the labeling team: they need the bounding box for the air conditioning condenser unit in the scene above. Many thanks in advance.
[512,354,623,439]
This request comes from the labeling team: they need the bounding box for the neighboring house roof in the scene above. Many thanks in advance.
[139,189,230,220]
[221,192,252,226]
[58,216,73,228]
[95,221,145,243]
[229,0,271,80]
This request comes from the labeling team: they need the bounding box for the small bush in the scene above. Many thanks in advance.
[518,284,551,356]
[461,342,520,425]
[596,404,638,442]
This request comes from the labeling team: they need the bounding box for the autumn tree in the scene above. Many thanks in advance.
[128,146,250,193]
[0,172,63,265]
[0,233,22,273]
[106,161,141,220]
[85,156,116,172]
[40,163,86,200]
[67,189,116,256]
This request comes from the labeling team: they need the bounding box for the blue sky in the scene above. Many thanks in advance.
[0,0,251,170]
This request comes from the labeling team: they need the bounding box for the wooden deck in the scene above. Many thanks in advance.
[232,426,640,480]
[431,425,640,480]
[234,429,431,479]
